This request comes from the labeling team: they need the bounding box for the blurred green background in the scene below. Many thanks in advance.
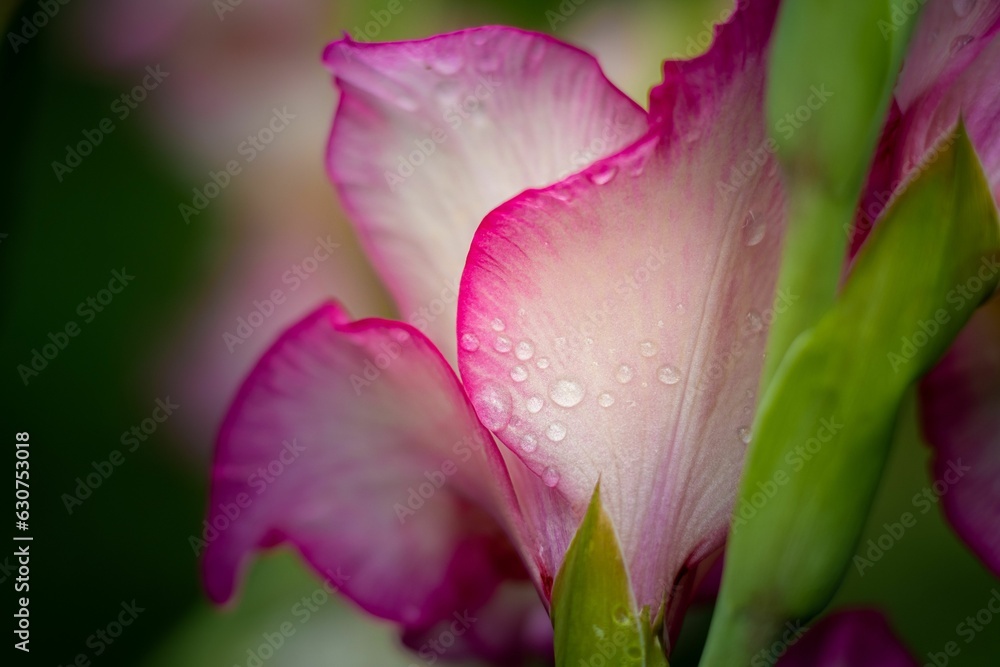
[1,0,997,665]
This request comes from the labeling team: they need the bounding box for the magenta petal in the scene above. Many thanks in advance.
[777,609,917,667]
[457,0,783,611]
[920,298,1000,576]
[202,302,527,628]
[324,27,647,360]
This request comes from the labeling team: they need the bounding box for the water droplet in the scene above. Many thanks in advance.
[494,335,512,353]
[743,211,766,246]
[550,188,572,203]
[550,380,584,408]
[746,310,764,333]
[472,31,489,46]
[526,396,544,413]
[953,0,976,18]
[546,422,567,442]
[536,357,550,369]
[520,434,538,453]
[473,384,512,431]
[515,340,535,360]
[613,606,631,626]
[657,319,665,328]
[598,392,615,408]
[491,318,505,331]
[738,426,753,444]
[626,646,643,660]
[510,365,528,382]
[639,341,658,358]
[616,365,634,384]
[675,303,686,314]
[392,94,419,112]
[589,164,618,185]
[460,332,480,352]
[951,33,974,55]
[431,52,464,75]
[542,466,561,487]
[657,365,682,385]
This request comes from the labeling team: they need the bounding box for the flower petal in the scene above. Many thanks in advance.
[457,0,782,611]
[325,27,647,359]
[202,301,526,629]
[920,297,1000,576]
[778,609,917,667]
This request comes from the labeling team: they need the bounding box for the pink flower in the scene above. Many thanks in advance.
[201,0,1000,660]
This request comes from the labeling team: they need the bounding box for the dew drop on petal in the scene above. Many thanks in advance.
[613,606,631,626]
[743,211,766,246]
[515,340,535,360]
[510,365,528,382]
[589,164,618,185]
[951,33,974,55]
[746,310,764,333]
[520,434,538,453]
[460,332,480,352]
[657,365,682,385]
[473,383,512,431]
[546,422,567,442]
[526,396,544,413]
[616,364,634,384]
[494,334,512,353]
[598,392,615,408]
[542,466,561,487]
[639,340,658,357]
[491,317,505,331]
[550,380,585,408]
[536,357,550,369]
[738,426,753,444]
[431,52,464,75]
[675,303,686,315]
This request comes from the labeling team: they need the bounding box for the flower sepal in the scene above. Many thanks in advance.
[551,484,669,667]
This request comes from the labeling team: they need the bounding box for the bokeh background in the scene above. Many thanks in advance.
[2,0,998,665]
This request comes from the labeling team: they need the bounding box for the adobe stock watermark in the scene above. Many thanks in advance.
[668,0,749,59]
[555,111,642,181]
[51,65,169,182]
[189,438,306,556]
[61,397,180,514]
[695,288,800,393]
[348,330,415,395]
[546,0,588,31]
[552,245,671,355]
[731,416,845,534]
[16,268,135,386]
[846,129,959,243]
[348,0,416,44]
[180,106,296,223]
[878,0,927,40]
[922,588,1000,667]
[223,235,340,352]
[853,458,970,576]
[887,255,999,373]
[751,620,808,667]
[392,432,488,523]
[54,600,145,665]
[232,568,350,667]
[407,610,479,666]
[7,0,72,54]
[383,74,503,191]
[717,84,834,196]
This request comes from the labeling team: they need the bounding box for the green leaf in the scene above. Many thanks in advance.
[762,0,921,389]
[701,126,1000,665]
[552,484,669,667]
